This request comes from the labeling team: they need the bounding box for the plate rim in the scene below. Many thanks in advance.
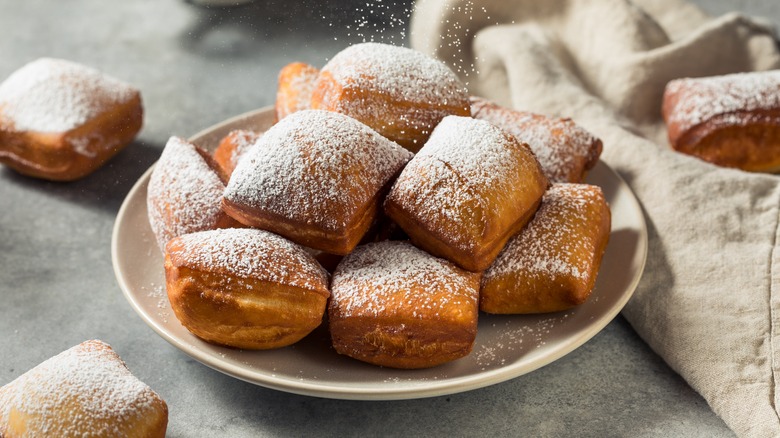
[111,106,648,400]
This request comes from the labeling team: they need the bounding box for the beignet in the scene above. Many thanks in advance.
[385,115,548,272]
[663,70,780,172]
[0,340,168,438]
[275,62,319,121]
[222,109,413,255]
[0,58,142,181]
[212,129,260,178]
[310,42,470,152]
[470,97,602,183]
[481,184,611,314]
[165,228,330,350]
[147,136,239,252]
[329,241,480,369]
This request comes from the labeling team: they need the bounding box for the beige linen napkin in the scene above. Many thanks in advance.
[411,0,780,436]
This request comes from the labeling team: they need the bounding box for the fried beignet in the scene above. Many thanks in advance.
[470,97,602,183]
[310,42,470,152]
[275,62,319,121]
[0,58,142,181]
[165,228,330,349]
[385,115,548,272]
[329,241,480,369]
[663,70,780,172]
[0,340,168,438]
[223,110,413,255]
[147,136,239,252]
[481,184,611,314]
[212,129,260,177]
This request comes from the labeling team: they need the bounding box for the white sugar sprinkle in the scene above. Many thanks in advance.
[147,136,227,252]
[224,110,412,231]
[665,70,780,136]
[330,241,479,318]
[0,340,162,437]
[0,58,137,133]
[167,228,329,294]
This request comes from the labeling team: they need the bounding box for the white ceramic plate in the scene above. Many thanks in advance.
[112,107,648,400]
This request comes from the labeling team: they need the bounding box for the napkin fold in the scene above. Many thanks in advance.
[411,1,780,436]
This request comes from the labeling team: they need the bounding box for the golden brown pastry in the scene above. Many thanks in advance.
[222,109,413,255]
[310,42,470,152]
[329,241,480,369]
[165,228,330,349]
[147,136,240,252]
[275,62,319,121]
[663,70,780,172]
[212,129,260,178]
[0,58,143,181]
[0,340,168,438]
[385,115,549,272]
[470,97,602,183]
[481,183,611,314]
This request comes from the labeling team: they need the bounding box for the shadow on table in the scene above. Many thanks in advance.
[0,138,162,215]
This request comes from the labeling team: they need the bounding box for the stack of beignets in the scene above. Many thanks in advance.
[222,109,412,255]
[0,340,168,438]
[385,115,549,272]
[310,42,471,152]
[329,241,480,369]
[663,70,780,172]
[0,58,143,181]
[470,97,602,183]
[146,42,612,369]
[481,184,611,314]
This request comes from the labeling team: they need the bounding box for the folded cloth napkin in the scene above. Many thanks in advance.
[411,0,780,436]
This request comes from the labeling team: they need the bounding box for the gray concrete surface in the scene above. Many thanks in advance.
[1,0,776,436]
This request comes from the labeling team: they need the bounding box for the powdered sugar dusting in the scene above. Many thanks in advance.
[316,42,469,147]
[485,184,605,281]
[665,70,780,136]
[224,110,412,231]
[276,63,319,119]
[220,129,260,170]
[167,228,329,294]
[471,98,601,183]
[0,340,163,437]
[147,136,227,251]
[387,115,543,249]
[0,58,137,133]
[330,241,479,318]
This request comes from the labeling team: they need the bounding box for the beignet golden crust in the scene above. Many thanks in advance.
[310,42,470,152]
[385,115,549,272]
[147,136,240,252]
[329,241,480,369]
[663,70,780,172]
[0,58,142,181]
[165,228,330,350]
[0,340,168,438]
[222,110,413,255]
[470,97,602,183]
[481,184,611,314]
[275,62,319,122]
[213,129,260,178]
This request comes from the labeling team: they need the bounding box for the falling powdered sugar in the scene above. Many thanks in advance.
[0,58,137,133]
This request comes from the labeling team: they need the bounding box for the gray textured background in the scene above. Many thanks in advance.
[1,1,777,436]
